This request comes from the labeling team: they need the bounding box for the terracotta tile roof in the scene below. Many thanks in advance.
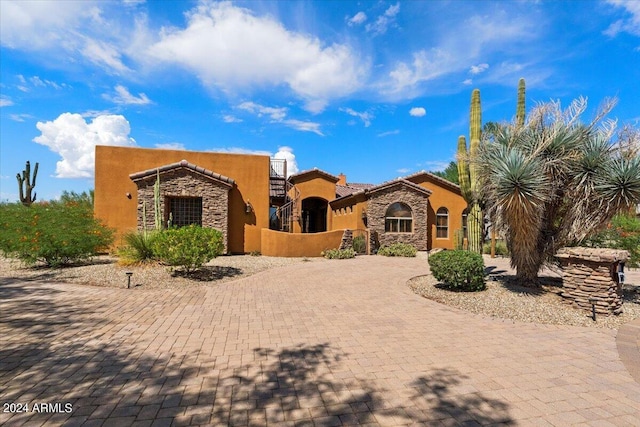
[336,183,374,198]
[129,159,235,186]
[289,168,340,183]
[332,178,431,204]
[402,170,460,192]
[366,178,433,197]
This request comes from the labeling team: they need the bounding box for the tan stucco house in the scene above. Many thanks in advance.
[95,146,468,256]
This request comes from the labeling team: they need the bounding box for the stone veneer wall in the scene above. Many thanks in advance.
[135,169,231,252]
[366,187,429,251]
[556,247,630,316]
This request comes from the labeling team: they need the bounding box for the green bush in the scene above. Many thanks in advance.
[153,225,224,273]
[118,231,158,265]
[581,213,640,267]
[482,240,509,256]
[428,250,486,291]
[377,242,417,257]
[321,248,356,259]
[352,235,366,253]
[0,201,114,267]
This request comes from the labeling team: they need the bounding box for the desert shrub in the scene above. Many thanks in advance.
[0,201,113,267]
[118,231,158,265]
[377,242,417,257]
[581,213,640,267]
[322,248,356,259]
[250,250,262,256]
[428,250,485,291]
[482,240,509,256]
[352,235,366,253]
[153,225,224,273]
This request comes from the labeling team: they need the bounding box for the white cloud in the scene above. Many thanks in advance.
[154,142,185,150]
[348,11,367,26]
[366,3,400,35]
[282,119,324,136]
[10,114,34,122]
[238,101,287,121]
[463,79,473,85]
[409,107,426,117]
[222,115,243,123]
[0,1,131,73]
[377,130,400,137]
[148,2,366,112]
[382,9,537,98]
[0,96,13,107]
[605,0,640,37]
[340,107,373,127]
[273,146,298,176]
[237,101,323,135]
[421,160,450,171]
[104,85,152,105]
[396,168,411,174]
[33,113,136,178]
[208,147,272,156]
[469,63,489,75]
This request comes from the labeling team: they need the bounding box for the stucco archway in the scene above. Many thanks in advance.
[301,197,328,233]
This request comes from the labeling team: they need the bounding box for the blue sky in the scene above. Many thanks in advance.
[1,0,639,202]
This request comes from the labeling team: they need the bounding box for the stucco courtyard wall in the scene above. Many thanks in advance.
[261,229,345,257]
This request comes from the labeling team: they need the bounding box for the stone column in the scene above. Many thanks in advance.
[556,247,629,316]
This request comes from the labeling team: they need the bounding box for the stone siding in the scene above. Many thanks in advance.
[366,187,429,251]
[556,247,630,316]
[134,168,231,252]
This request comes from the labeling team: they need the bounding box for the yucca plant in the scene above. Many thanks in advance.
[118,230,158,265]
[479,97,640,284]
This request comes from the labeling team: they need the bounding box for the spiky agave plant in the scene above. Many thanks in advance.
[479,98,640,284]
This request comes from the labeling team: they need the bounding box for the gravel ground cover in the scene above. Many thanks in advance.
[409,254,640,329]
[0,254,322,289]
[3,252,639,329]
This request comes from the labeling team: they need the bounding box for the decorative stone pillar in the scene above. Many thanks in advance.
[556,247,629,316]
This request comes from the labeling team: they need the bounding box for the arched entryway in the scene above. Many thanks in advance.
[301,197,328,233]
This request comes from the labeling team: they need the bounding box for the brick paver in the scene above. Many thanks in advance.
[1,256,639,426]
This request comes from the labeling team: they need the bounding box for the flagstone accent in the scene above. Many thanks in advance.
[556,247,630,315]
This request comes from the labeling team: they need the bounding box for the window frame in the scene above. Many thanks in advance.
[166,196,203,228]
[436,207,449,239]
[384,202,413,233]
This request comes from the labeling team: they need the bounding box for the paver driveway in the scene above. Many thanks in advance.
[1,256,639,426]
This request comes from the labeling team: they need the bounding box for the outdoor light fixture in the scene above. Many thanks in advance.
[589,297,597,321]
[126,272,133,289]
[126,192,132,199]
[245,201,253,214]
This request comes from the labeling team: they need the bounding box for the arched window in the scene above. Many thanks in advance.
[436,207,449,238]
[385,202,412,233]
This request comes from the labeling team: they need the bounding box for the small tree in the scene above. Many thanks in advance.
[479,98,640,284]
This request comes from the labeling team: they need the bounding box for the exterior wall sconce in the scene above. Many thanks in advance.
[245,201,253,214]
[361,210,368,226]
[126,192,132,199]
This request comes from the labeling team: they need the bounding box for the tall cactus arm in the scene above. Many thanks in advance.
[516,78,526,127]
[456,135,472,203]
[469,89,482,195]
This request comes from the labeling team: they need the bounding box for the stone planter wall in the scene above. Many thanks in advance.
[556,247,629,316]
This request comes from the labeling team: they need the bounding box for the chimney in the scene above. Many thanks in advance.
[337,173,347,186]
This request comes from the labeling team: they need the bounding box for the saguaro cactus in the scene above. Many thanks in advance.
[516,78,526,127]
[456,89,484,253]
[16,160,38,206]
